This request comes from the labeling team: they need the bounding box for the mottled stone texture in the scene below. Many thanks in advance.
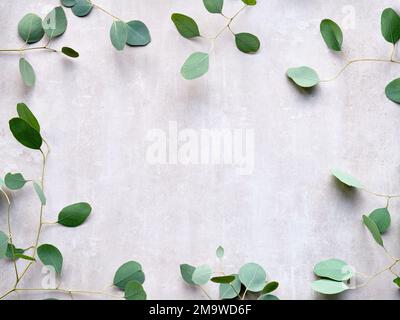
[1,0,400,300]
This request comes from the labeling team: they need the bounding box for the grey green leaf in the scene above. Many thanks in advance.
[219,274,241,299]
[0,231,8,259]
[126,21,151,46]
[61,0,77,7]
[369,208,391,234]
[311,279,348,295]
[43,6,67,38]
[113,261,145,290]
[37,244,63,273]
[18,13,44,44]
[287,66,320,88]
[216,246,224,259]
[181,52,209,80]
[331,169,362,188]
[258,294,279,300]
[203,0,224,14]
[19,58,36,87]
[192,265,212,285]
[239,263,266,292]
[180,264,196,285]
[313,258,354,281]
[4,173,27,190]
[385,78,400,103]
[363,215,384,247]
[71,0,93,17]
[110,20,128,51]
[33,182,46,205]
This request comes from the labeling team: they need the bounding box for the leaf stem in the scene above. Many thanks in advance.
[0,46,58,53]
[89,1,122,21]
[198,285,212,300]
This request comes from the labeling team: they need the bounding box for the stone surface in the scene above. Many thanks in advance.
[1,0,400,300]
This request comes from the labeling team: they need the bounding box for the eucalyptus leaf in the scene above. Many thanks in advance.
[331,169,363,189]
[33,182,46,205]
[320,19,343,51]
[19,58,36,87]
[43,6,67,38]
[14,254,36,262]
[313,259,354,281]
[242,0,257,5]
[17,103,40,132]
[6,244,25,261]
[113,261,145,290]
[287,66,319,88]
[171,13,200,39]
[110,20,128,51]
[381,8,400,44]
[0,231,8,259]
[311,279,348,295]
[363,215,384,247]
[37,244,63,273]
[211,275,235,284]
[261,281,279,295]
[71,0,93,17]
[219,274,241,299]
[239,263,266,292]
[61,47,79,58]
[180,264,196,285]
[216,246,224,259]
[385,78,400,103]
[57,202,91,227]
[235,33,260,53]
[192,265,213,285]
[61,0,77,8]
[203,0,224,14]
[126,21,151,46]
[4,173,27,190]
[18,13,44,44]
[181,52,209,80]
[258,294,279,300]
[369,208,391,234]
[9,118,43,150]
[394,278,400,287]
[124,281,147,300]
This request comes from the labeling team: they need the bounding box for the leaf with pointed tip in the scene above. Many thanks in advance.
[0,231,8,259]
[180,264,196,285]
[287,66,319,88]
[181,52,209,80]
[61,47,79,58]
[381,8,400,44]
[9,118,42,150]
[331,169,362,188]
[33,182,46,205]
[171,13,200,39]
[261,281,279,294]
[320,19,343,51]
[312,279,348,295]
[14,254,36,262]
[71,0,93,17]
[211,275,235,284]
[126,21,151,46]
[113,261,145,290]
[57,202,91,227]
[203,0,224,14]
[37,244,63,273]
[4,173,27,190]
[216,246,224,259]
[235,33,260,53]
[363,215,384,247]
[43,6,67,38]
[110,20,128,51]
[6,244,25,261]
[369,208,391,234]
[124,281,147,300]
[19,58,36,87]
[18,13,44,44]
[17,103,40,132]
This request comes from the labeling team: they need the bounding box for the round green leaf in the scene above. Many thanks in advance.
[43,6,67,38]
[181,52,209,80]
[17,103,40,132]
[211,275,235,284]
[61,47,79,58]
[19,58,36,87]
[331,169,362,189]
[381,8,400,44]
[192,265,212,285]
[320,19,343,51]
[171,13,200,39]
[235,33,260,53]
[9,118,43,150]
[6,244,25,261]
[242,0,257,5]
[363,215,384,247]
[37,244,63,274]
[385,78,400,103]
[0,231,8,259]
[124,281,147,300]
[33,182,46,205]
[394,278,400,287]
[113,261,145,290]
[57,202,91,227]
[258,294,279,300]
[71,0,93,17]
[261,281,279,295]
[219,274,241,299]
[61,0,77,7]
[126,21,151,46]
[314,259,354,281]
[4,173,27,190]
[18,13,44,44]
[369,208,391,234]
[203,0,224,14]
[216,246,224,259]
[239,263,266,292]
[180,264,196,285]
[311,279,348,295]
[110,20,128,51]
[287,66,319,88]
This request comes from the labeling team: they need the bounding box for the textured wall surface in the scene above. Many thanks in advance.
[1,0,400,300]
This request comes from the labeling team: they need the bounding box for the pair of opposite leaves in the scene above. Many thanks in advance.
[287,8,400,105]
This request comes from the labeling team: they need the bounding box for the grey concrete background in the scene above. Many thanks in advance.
[1,0,400,300]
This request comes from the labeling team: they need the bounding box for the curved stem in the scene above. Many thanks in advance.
[14,287,123,299]
[198,285,212,300]
[355,259,400,289]
[89,1,122,21]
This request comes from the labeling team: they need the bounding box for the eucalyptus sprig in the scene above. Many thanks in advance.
[0,103,147,300]
[61,0,151,51]
[0,6,79,87]
[311,169,400,295]
[287,8,400,105]
[171,0,260,80]
[180,246,279,300]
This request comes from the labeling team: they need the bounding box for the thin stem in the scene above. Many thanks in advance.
[89,1,122,21]
[15,287,122,299]
[0,289,16,300]
[198,285,212,300]
[241,288,248,300]
[356,260,400,289]
[362,188,400,199]
[0,46,57,53]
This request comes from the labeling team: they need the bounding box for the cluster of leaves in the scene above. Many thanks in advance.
[311,169,400,295]
[0,103,147,300]
[60,0,151,51]
[287,8,400,105]
[171,0,260,80]
[180,246,279,300]
[15,6,79,87]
